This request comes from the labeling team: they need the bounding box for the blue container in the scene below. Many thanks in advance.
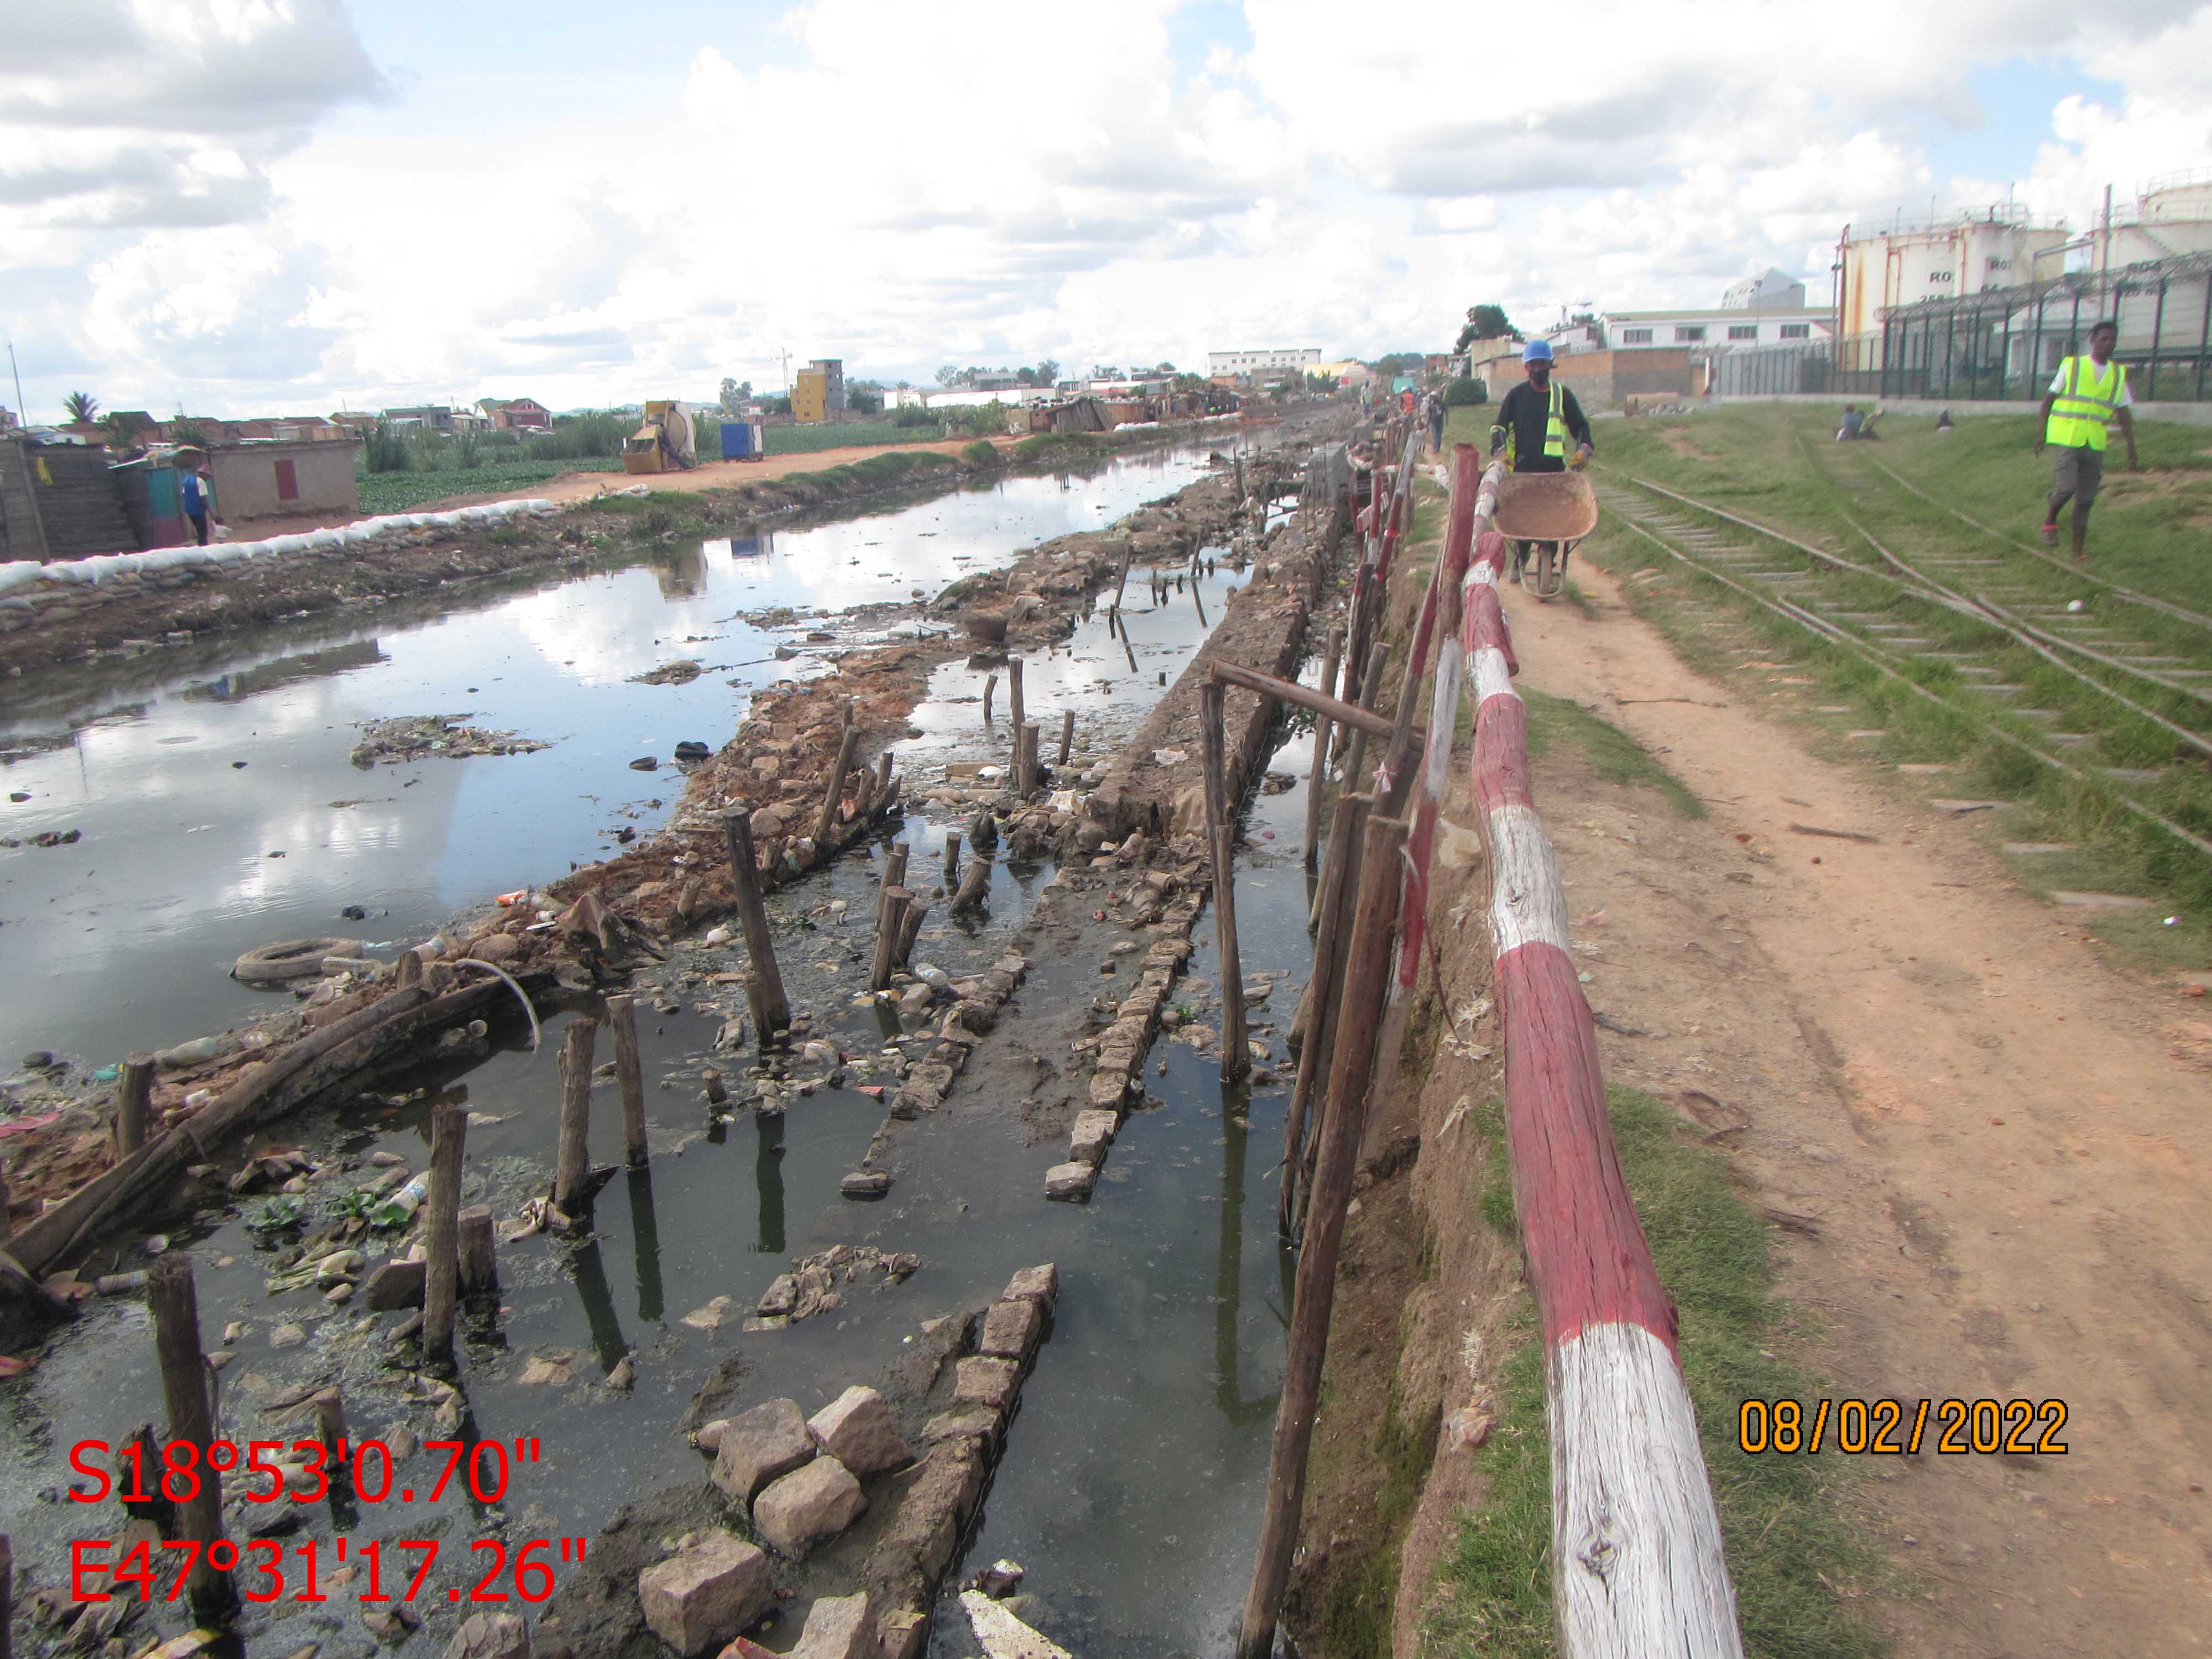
[721,420,765,460]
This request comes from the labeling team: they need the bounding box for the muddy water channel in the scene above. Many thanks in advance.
[0,447,1209,1071]
[1,445,1331,1658]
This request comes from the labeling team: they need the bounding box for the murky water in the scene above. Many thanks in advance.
[0,435,1351,1657]
[0,450,1213,1071]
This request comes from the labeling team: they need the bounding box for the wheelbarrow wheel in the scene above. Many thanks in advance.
[1530,541,1563,601]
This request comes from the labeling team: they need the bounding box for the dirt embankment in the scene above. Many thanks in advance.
[0,420,1254,682]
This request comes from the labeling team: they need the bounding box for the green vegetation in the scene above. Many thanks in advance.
[1423,1088,1887,1659]
[358,460,615,515]
[766,420,945,455]
[795,451,959,494]
[62,390,99,424]
[1520,685,1704,816]
[1322,1383,1440,1657]
[1583,403,2212,969]
[961,440,998,465]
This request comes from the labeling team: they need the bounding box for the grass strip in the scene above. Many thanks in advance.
[1423,1087,1888,1659]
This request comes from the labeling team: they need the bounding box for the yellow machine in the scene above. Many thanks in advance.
[623,400,698,473]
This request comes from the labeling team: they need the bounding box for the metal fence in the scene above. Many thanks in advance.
[1704,250,2212,403]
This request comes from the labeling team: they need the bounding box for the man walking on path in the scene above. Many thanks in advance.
[2036,319,2137,560]
[1489,340,1593,582]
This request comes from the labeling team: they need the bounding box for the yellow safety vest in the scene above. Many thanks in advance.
[1505,382,1570,466]
[2046,355,2123,451]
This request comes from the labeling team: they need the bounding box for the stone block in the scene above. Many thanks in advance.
[638,1532,773,1658]
[922,1406,1000,1447]
[1001,1263,1057,1312]
[960,1590,1072,1659]
[1068,1109,1119,1166]
[808,1385,912,1475]
[754,1455,867,1561]
[364,1259,426,1311]
[954,1356,1021,1408]
[1086,1072,1127,1110]
[841,1170,892,1198]
[791,1594,872,1659]
[442,1612,530,1659]
[874,1606,928,1659]
[755,1275,799,1318]
[979,1297,1040,1362]
[711,1398,814,1505]
[1044,1161,1096,1201]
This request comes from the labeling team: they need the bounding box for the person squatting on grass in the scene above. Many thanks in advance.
[2036,319,2138,561]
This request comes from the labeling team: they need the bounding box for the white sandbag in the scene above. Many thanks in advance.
[0,562,43,593]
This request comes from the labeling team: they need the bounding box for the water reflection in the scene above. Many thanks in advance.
[1214,1097,1281,1427]
[753,1112,786,1256]
[570,1235,630,1373]
[179,640,388,703]
[627,1165,665,1323]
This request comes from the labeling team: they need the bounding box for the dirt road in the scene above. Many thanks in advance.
[1502,561,2212,1656]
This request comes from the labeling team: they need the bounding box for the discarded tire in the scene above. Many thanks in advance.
[232,937,367,985]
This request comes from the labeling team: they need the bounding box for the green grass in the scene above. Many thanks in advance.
[1423,1088,1888,1659]
[786,450,959,495]
[1580,403,2212,972]
[1521,686,1704,817]
[357,458,619,514]
[1322,1382,1440,1657]
[764,421,939,456]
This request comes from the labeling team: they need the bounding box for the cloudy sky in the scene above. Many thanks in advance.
[4,0,2210,420]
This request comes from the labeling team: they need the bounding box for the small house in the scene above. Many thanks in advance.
[208,437,362,520]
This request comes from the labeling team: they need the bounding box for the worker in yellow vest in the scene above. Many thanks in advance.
[1489,340,1593,582]
[2035,319,2138,561]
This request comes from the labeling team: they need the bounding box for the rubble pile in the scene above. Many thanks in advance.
[348,714,551,766]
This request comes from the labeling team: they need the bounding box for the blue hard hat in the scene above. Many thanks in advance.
[1522,339,1553,363]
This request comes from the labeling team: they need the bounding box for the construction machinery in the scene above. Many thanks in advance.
[623,400,698,474]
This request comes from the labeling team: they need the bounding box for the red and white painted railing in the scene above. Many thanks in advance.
[1455,455,1745,1657]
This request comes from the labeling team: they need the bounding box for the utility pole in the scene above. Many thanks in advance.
[5,340,23,429]
[778,347,792,395]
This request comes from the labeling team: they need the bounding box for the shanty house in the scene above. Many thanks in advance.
[208,437,361,520]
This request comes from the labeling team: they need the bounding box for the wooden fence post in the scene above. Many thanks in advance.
[721,805,792,1037]
[1018,719,1040,798]
[1008,658,1026,773]
[608,993,648,1166]
[895,900,928,969]
[870,889,914,991]
[951,851,993,916]
[1201,680,1249,1084]
[421,1102,467,1366]
[1058,708,1076,767]
[148,1256,237,1622]
[1304,624,1344,869]
[116,1053,155,1156]
[1281,791,1369,1231]
[552,1020,596,1213]
[1237,814,1407,1659]
[814,711,861,852]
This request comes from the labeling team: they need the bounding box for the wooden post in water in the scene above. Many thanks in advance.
[1237,815,1407,1659]
[1017,721,1040,799]
[720,805,791,1037]
[1281,791,1369,1230]
[457,1207,496,1293]
[814,712,861,852]
[1007,658,1026,773]
[1113,544,1135,612]
[608,993,647,1166]
[982,672,998,725]
[1304,624,1344,869]
[422,1102,467,1365]
[552,1020,595,1214]
[943,831,962,882]
[312,1388,347,1460]
[1200,681,1250,1084]
[1058,708,1076,767]
[895,900,928,969]
[873,751,894,814]
[116,1053,155,1156]
[148,1256,237,1623]
[951,851,993,916]
[0,1532,12,1659]
[871,889,914,992]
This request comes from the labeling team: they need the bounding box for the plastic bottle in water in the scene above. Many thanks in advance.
[369,1172,429,1229]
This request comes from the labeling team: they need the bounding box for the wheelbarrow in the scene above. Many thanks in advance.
[1493,468,1599,601]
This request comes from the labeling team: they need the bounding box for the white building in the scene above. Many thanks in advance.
[1605,307,1830,350]
[1206,348,1321,377]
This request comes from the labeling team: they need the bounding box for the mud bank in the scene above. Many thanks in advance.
[0,421,1266,682]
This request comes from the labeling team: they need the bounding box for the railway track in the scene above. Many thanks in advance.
[1591,467,2212,864]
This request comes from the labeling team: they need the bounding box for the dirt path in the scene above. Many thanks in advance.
[1501,562,2212,1657]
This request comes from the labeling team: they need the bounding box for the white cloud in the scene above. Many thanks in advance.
[7,0,2212,421]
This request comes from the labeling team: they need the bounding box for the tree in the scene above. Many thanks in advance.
[847,379,884,415]
[1454,304,1517,352]
[63,390,99,424]
[936,366,963,387]
[1155,361,1176,374]
[718,378,752,416]
[1015,367,1037,386]
[1035,359,1059,385]
[100,410,150,447]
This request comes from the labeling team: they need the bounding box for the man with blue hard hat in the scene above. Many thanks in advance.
[1490,338,1594,583]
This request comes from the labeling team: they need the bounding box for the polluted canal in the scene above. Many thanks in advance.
[0,432,1349,1658]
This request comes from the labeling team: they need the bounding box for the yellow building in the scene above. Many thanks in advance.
[792,368,828,424]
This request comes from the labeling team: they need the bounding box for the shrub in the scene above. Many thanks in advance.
[1443,376,1488,407]
[962,440,997,465]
